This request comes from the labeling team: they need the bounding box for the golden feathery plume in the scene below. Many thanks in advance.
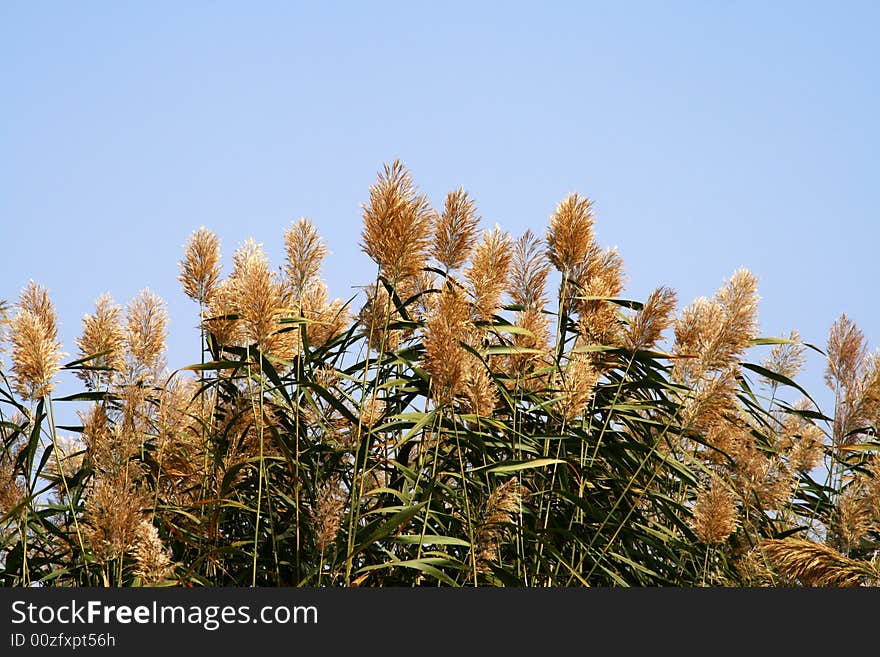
[554,353,599,422]
[79,403,111,466]
[84,473,148,562]
[761,330,806,382]
[423,286,471,406]
[125,289,168,376]
[463,357,499,417]
[76,294,126,390]
[132,520,174,584]
[862,455,880,525]
[361,160,433,284]
[311,480,347,554]
[761,538,878,587]
[432,187,480,272]
[475,479,522,571]
[825,313,866,391]
[300,281,349,348]
[204,278,242,348]
[466,226,513,322]
[9,282,63,401]
[574,246,626,346]
[19,280,57,332]
[691,477,739,545]
[0,440,26,520]
[0,299,10,360]
[775,398,825,474]
[546,192,595,276]
[508,307,551,384]
[155,376,199,452]
[855,352,880,435]
[709,268,760,367]
[679,369,739,435]
[228,239,283,353]
[673,269,759,382]
[508,230,551,310]
[178,227,221,305]
[284,218,327,300]
[837,485,871,551]
[625,286,677,352]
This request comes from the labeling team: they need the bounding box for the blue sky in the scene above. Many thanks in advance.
[2,1,878,412]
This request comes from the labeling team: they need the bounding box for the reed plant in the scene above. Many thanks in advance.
[2,161,878,587]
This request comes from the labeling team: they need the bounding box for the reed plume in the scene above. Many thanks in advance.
[508,307,551,384]
[825,313,866,391]
[228,239,283,353]
[691,477,738,545]
[0,440,26,520]
[673,269,759,383]
[132,520,174,584]
[284,218,327,301]
[422,286,471,405]
[625,286,677,351]
[761,330,806,382]
[205,278,242,347]
[361,160,433,284]
[836,485,871,551]
[84,473,148,562]
[8,282,63,400]
[464,359,499,417]
[575,246,625,346]
[46,434,85,483]
[546,192,595,276]
[761,538,879,586]
[125,289,168,377]
[554,353,599,422]
[311,480,346,554]
[432,187,480,272]
[509,230,551,310]
[507,228,553,378]
[475,479,522,571]
[466,226,513,322]
[76,294,126,390]
[299,281,349,348]
[178,227,222,305]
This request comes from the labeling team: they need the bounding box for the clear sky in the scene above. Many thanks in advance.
[2,1,878,413]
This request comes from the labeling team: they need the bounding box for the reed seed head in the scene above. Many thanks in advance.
[433,187,480,272]
[691,477,738,545]
[546,192,595,276]
[284,218,327,300]
[466,226,513,322]
[761,330,806,382]
[625,286,677,351]
[132,520,173,584]
[76,293,126,390]
[826,313,866,391]
[229,239,283,353]
[423,286,471,406]
[508,230,551,310]
[361,160,433,283]
[9,282,63,401]
[761,538,877,586]
[476,479,522,570]
[178,227,222,304]
[311,480,347,553]
[125,289,168,376]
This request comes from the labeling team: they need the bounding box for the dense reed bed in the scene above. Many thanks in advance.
[2,161,879,587]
